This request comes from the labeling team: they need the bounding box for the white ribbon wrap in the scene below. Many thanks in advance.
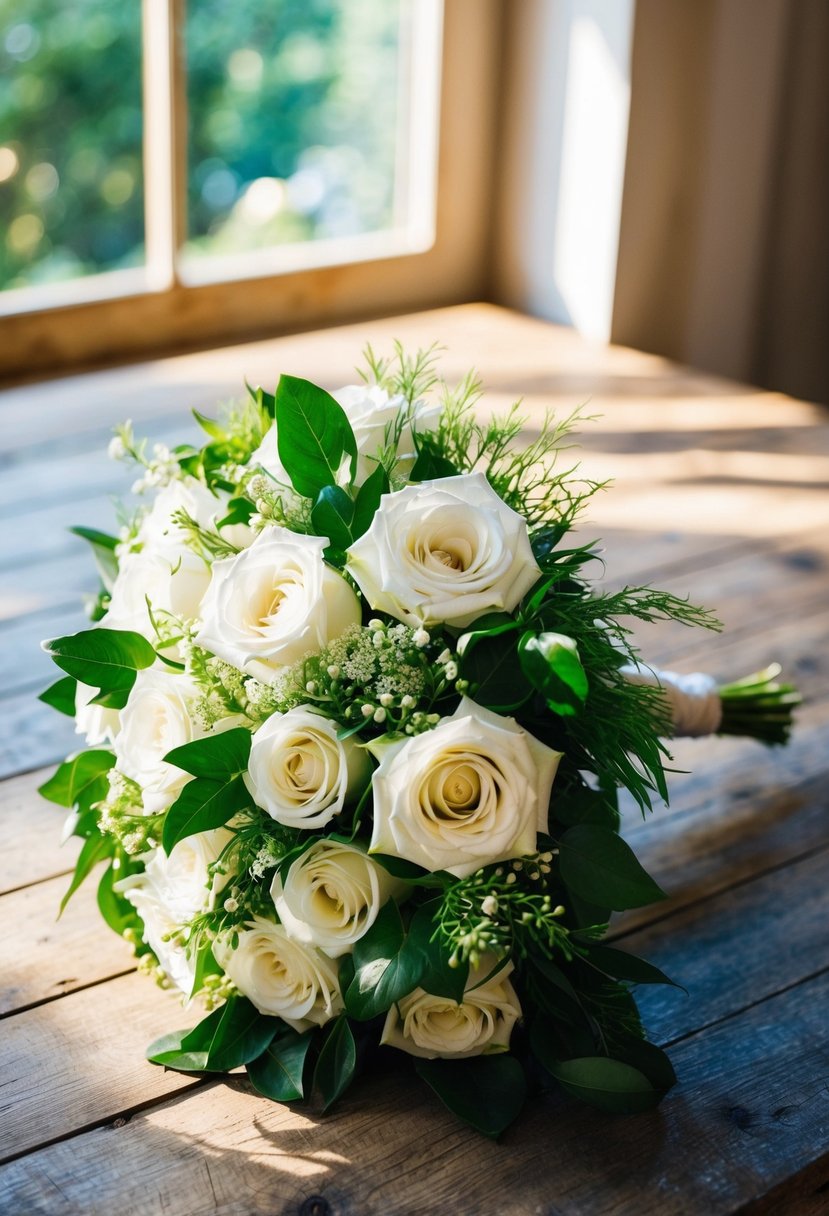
[620,665,723,737]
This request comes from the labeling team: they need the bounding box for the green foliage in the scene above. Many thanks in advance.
[557,824,666,911]
[544,1056,667,1115]
[69,527,120,592]
[146,996,276,1073]
[312,1015,357,1111]
[275,374,358,497]
[42,628,156,709]
[38,675,78,717]
[38,749,115,809]
[247,1028,315,1102]
[414,1056,528,1140]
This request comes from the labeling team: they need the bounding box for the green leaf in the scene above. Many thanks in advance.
[584,944,683,990]
[38,675,78,717]
[519,631,588,716]
[203,997,278,1072]
[275,373,358,497]
[164,727,251,778]
[192,409,226,441]
[218,496,256,529]
[97,859,143,937]
[456,622,530,713]
[410,449,460,481]
[371,854,453,887]
[189,942,222,1000]
[313,1015,357,1111]
[162,773,252,854]
[246,380,276,420]
[611,1036,677,1093]
[549,1056,663,1114]
[247,1028,314,1102]
[351,463,389,540]
[147,997,276,1074]
[69,526,120,592]
[402,900,468,1002]
[414,1056,527,1139]
[345,900,420,1021]
[311,485,355,550]
[558,824,666,911]
[43,628,156,694]
[552,780,620,830]
[60,831,114,914]
[38,750,115,808]
[88,686,132,710]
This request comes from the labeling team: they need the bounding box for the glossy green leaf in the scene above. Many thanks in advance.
[351,463,389,540]
[192,409,226,441]
[164,727,251,778]
[313,1015,357,1111]
[311,484,355,550]
[38,675,79,718]
[43,628,156,694]
[245,380,276,420]
[247,1028,314,1102]
[519,630,588,716]
[217,497,256,529]
[345,900,419,1020]
[558,824,666,911]
[275,374,357,497]
[456,622,530,713]
[38,749,115,808]
[147,997,276,1074]
[414,1055,527,1139]
[402,900,468,1002]
[371,853,453,887]
[60,831,114,914]
[162,773,252,854]
[550,1056,663,1114]
[584,944,682,990]
[409,449,459,481]
[69,526,120,592]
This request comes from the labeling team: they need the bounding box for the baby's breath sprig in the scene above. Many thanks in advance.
[244,473,314,533]
[98,769,163,854]
[435,854,578,969]
[269,619,464,737]
[170,508,241,560]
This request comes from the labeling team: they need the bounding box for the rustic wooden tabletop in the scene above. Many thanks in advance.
[1,304,827,1215]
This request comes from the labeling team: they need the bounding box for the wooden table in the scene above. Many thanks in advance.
[1,304,827,1215]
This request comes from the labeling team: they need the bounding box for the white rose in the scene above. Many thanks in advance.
[118,828,234,996]
[346,472,541,628]
[74,679,120,745]
[214,914,343,1031]
[114,670,205,815]
[138,477,254,552]
[105,545,210,640]
[195,527,361,683]
[246,705,370,829]
[381,956,522,1059]
[271,839,401,958]
[369,697,562,878]
[251,384,441,488]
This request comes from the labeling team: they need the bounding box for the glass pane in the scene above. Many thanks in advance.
[185,0,409,259]
[0,0,143,292]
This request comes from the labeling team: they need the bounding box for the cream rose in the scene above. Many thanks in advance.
[105,545,211,640]
[245,705,370,829]
[114,670,204,815]
[118,828,233,996]
[346,472,541,628]
[214,915,343,1031]
[369,697,562,878]
[252,383,441,487]
[271,839,401,958]
[381,956,522,1059]
[195,528,361,683]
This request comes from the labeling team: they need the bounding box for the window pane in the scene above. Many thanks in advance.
[0,0,143,292]
[185,0,410,260]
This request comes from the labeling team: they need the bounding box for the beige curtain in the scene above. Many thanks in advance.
[611,0,829,405]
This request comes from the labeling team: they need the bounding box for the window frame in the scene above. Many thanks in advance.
[0,0,503,381]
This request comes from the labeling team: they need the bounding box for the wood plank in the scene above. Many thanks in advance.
[625,846,829,1043]
[0,972,198,1162]
[0,874,132,1016]
[1,969,826,1215]
[0,768,79,895]
[0,693,78,781]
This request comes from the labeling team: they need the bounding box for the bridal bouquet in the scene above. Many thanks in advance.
[39,346,798,1136]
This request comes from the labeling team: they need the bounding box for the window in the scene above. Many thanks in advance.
[0,0,498,377]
